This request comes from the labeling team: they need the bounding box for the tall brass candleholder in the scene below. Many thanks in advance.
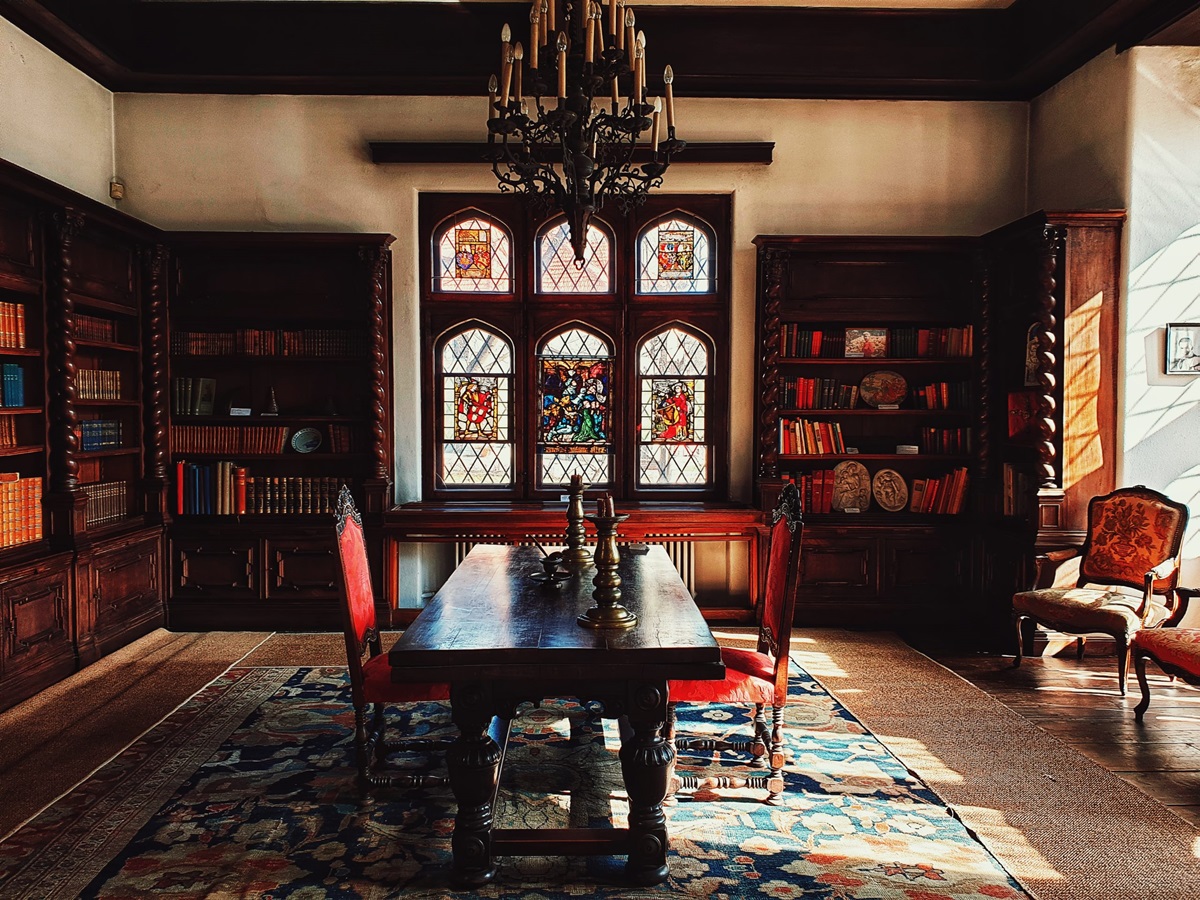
[561,479,593,570]
[578,512,637,629]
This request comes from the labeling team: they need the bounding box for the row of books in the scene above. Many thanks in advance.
[76,312,116,343]
[889,326,974,358]
[778,417,847,456]
[1002,462,1033,518]
[175,461,346,515]
[791,469,838,514]
[912,381,970,410]
[78,368,123,401]
[780,327,846,359]
[0,417,20,448]
[910,467,970,514]
[173,377,217,416]
[171,425,290,455]
[0,301,27,349]
[78,420,123,452]
[783,378,859,410]
[327,423,355,454]
[171,328,367,358]
[82,480,128,528]
[0,473,43,548]
[918,427,971,455]
[2,363,26,407]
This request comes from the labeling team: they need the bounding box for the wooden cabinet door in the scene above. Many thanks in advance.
[173,539,258,599]
[1,557,75,711]
[87,532,164,656]
[266,538,338,600]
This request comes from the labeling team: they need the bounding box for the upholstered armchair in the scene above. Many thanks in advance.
[1012,485,1190,694]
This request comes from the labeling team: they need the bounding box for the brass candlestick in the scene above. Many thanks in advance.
[562,478,593,569]
[578,512,637,629]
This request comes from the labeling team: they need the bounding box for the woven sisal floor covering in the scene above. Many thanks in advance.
[790,629,1200,900]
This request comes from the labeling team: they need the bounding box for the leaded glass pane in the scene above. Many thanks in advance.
[540,328,611,358]
[639,328,708,377]
[441,328,512,375]
[538,222,611,293]
[637,217,712,293]
[639,444,708,485]
[442,375,508,441]
[540,449,610,487]
[644,379,705,442]
[442,442,513,486]
[436,215,512,292]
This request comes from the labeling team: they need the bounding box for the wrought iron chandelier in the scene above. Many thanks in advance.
[486,1,685,262]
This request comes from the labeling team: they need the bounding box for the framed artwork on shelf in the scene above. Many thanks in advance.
[1007,390,1039,442]
[1165,323,1200,374]
[844,327,887,358]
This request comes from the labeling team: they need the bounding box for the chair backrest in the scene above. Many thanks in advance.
[1078,485,1189,595]
[335,485,378,703]
[759,481,805,700]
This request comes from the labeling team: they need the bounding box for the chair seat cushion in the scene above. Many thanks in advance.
[669,647,778,706]
[1132,628,1200,674]
[1013,588,1169,639]
[361,654,451,703]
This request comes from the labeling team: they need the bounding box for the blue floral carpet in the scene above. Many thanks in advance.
[0,665,1029,899]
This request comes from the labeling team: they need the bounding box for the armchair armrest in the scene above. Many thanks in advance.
[1140,558,1182,623]
[1032,547,1081,589]
[1163,586,1198,627]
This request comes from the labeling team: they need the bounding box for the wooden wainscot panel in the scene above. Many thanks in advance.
[1,557,75,711]
[68,222,138,308]
[0,191,39,280]
[173,540,258,599]
[799,536,873,594]
[266,538,338,601]
[883,536,966,597]
[91,532,165,656]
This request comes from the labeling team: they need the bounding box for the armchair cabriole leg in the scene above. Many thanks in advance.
[1013,614,1026,667]
[1134,649,1152,722]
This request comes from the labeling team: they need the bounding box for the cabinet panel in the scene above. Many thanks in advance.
[800,538,873,593]
[266,538,338,600]
[0,192,39,278]
[90,532,164,654]
[0,558,75,708]
[173,540,258,598]
[884,537,966,594]
[69,229,137,308]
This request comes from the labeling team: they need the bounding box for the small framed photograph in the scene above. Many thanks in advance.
[1166,323,1200,374]
[844,327,888,358]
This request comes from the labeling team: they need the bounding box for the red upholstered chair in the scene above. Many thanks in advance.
[667,481,803,805]
[1133,627,1200,721]
[1013,485,1190,695]
[335,486,452,795]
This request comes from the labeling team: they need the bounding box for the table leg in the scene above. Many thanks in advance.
[448,684,504,887]
[619,680,673,886]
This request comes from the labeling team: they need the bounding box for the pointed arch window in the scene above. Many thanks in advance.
[439,326,513,486]
[637,214,714,294]
[537,327,613,488]
[537,220,612,293]
[638,326,710,486]
[434,212,513,293]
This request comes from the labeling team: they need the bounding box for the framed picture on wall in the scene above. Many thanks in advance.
[1165,323,1200,374]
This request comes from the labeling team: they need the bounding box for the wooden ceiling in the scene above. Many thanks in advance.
[2,0,1199,100]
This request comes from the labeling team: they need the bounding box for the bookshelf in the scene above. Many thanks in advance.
[166,233,394,630]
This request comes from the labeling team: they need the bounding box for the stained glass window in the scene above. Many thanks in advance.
[637,215,713,294]
[435,213,513,292]
[639,327,709,486]
[537,221,612,293]
[537,328,612,487]
[440,327,513,486]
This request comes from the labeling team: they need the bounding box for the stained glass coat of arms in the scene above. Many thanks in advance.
[454,228,491,280]
[638,216,712,293]
[638,327,709,486]
[439,327,513,486]
[436,215,512,293]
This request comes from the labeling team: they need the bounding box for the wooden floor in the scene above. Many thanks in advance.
[932,648,1200,827]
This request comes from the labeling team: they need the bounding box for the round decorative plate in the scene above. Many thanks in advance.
[290,427,323,454]
[832,460,872,511]
[859,370,908,407]
[872,468,909,512]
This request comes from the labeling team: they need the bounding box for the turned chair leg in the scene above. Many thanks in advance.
[1134,650,1152,721]
[1116,638,1130,696]
[765,704,786,805]
[353,704,372,796]
[1013,615,1027,667]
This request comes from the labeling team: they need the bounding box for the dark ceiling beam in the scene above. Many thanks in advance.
[368,141,775,165]
[1111,0,1200,48]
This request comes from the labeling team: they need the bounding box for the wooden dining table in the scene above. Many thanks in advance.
[387,543,725,887]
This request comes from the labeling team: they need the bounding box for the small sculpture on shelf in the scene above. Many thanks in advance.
[263,386,280,417]
[579,493,637,630]
[561,472,593,570]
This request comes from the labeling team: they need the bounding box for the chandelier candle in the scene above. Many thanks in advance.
[487,1,685,262]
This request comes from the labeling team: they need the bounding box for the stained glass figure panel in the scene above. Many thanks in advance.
[441,327,512,375]
[644,378,704,443]
[637,217,712,293]
[540,358,609,445]
[639,328,708,377]
[540,448,610,487]
[443,375,508,441]
[443,442,513,486]
[639,444,708,486]
[538,222,612,293]
[436,215,512,293]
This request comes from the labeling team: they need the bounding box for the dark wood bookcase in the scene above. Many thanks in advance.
[753,212,1121,641]
[165,233,394,630]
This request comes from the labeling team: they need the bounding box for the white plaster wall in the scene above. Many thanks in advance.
[1123,47,1200,602]
[0,17,114,205]
[113,92,1028,517]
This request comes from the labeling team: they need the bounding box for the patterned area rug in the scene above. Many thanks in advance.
[0,665,1029,899]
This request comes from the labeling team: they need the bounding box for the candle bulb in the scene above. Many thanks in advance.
[557,31,568,100]
[488,74,498,120]
[530,9,540,69]
[636,31,646,102]
[624,8,635,59]
[585,6,595,64]
[663,64,675,129]
[651,96,661,152]
[513,43,524,104]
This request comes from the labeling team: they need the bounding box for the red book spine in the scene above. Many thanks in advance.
[176,460,185,515]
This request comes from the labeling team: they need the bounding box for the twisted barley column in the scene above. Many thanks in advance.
[142,244,169,482]
[975,256,991,478]
[47,208,83,492]
[362,244,391,481]
[758,249,786,480]
[1033,225,1064,488]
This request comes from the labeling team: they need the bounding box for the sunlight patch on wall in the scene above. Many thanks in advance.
[1063,291,1104,486]
[1171,465,1200,562]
